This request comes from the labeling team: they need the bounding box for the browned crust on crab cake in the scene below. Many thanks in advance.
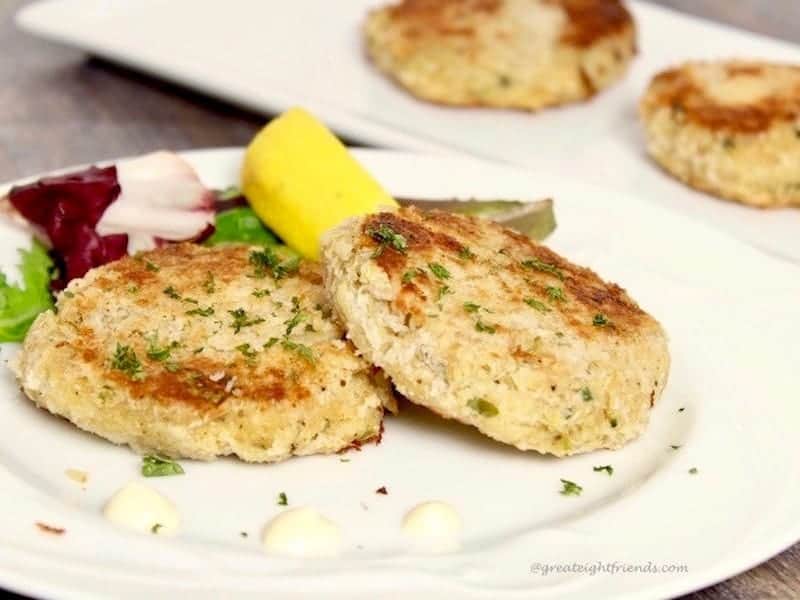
[364,0,637,110]
[640,60,800,208]
[322,207,670,456]
[13,244,395,462]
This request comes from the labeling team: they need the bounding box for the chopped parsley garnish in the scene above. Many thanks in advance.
[240,531,248,538]
[229,308,265,333]
[236,343,258,360]
[559,479,582,496]
[689,467,698,475]
[186,306,214,317]
[458,246,476,260]
[111,344,144,380]
[475,318,496,334]
[203,272,216,294]
[581,387,593,402]
[127,285,139,294]
[593,465,613,476]
[367,224,407,254]
[678,407,685,412]
[467,397,499,417]
[277,492,288,506]
[163,286,181,300]
[524,297,550,312]
[249,248,299,280]
[428,262,450,280]
[670,445,681,450]
[141,455,184,477]
[281,339,315,363]
[283,297,308,334]
[401,268,424,284]
[252,288,271,298]
[164,362,181,373]
[521,257,564,280]
[263,337,280,348]
[593,313,610,327]
[339,458,350,463]
[545,286,566,302]
[146,336,179,362]
[437,285,452,301]
[144,260,160,272]
[609,417,618,428]
[151,523,163,534]
[463,301,481,313]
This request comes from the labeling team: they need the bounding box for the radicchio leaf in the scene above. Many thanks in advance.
[8,166,128,289]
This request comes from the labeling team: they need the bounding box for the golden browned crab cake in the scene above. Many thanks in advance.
[13,244,395,462]
[640,60,800,208]
[364,0,637,110]
[322,208,669,456]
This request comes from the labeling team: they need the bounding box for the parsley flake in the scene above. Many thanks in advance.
[428,262,450,280]
[545,286,566,302]
[458,246,476,260]
[277,492,288,506]
[146,336,179,362]
[467,397,499,417]
[593,313,610,327]
[111,344,144,380]
[593,465,613,476]
[401,268,424,284]
[475,318,496,334]
[229,308,265,333]
[281,339,315,363]
[163,286,181,300]
[367,224,407,254]
[151,523,163,534]
[186,306,214,317]
[581,387,593,402]
[524,297,550,312]
[689,467,698,475]
[249,248,299,280]
[141,455,184,477]
[560,479,583,496]
[236,343,258,360]
[521,257,564,280]
[203,272,216,294]
[463,301,481,313]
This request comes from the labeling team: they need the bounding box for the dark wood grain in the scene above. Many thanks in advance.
[1,1,799,598]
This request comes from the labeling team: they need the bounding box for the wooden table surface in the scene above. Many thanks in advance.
[1,1,798,598]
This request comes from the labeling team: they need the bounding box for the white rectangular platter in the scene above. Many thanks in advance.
[15,0,800,263]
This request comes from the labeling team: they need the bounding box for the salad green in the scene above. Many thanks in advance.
[205,207,279,247]
[0,241,54,343]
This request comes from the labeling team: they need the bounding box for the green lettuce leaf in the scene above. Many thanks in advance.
[0,241,55,343]
[205,207,279,247]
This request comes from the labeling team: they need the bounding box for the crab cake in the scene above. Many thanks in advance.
[13,244,395,462]
[322,208,669,456]
[640,60,800,208]
[364,0,637,110]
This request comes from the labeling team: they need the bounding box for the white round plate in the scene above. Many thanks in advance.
[0,149,798,600]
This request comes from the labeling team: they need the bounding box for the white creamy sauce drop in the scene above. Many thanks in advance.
[262,507,341,557]
[402,501,462,552]
[103,481,180,536]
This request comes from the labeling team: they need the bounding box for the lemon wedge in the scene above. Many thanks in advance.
[241,108,397,260]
